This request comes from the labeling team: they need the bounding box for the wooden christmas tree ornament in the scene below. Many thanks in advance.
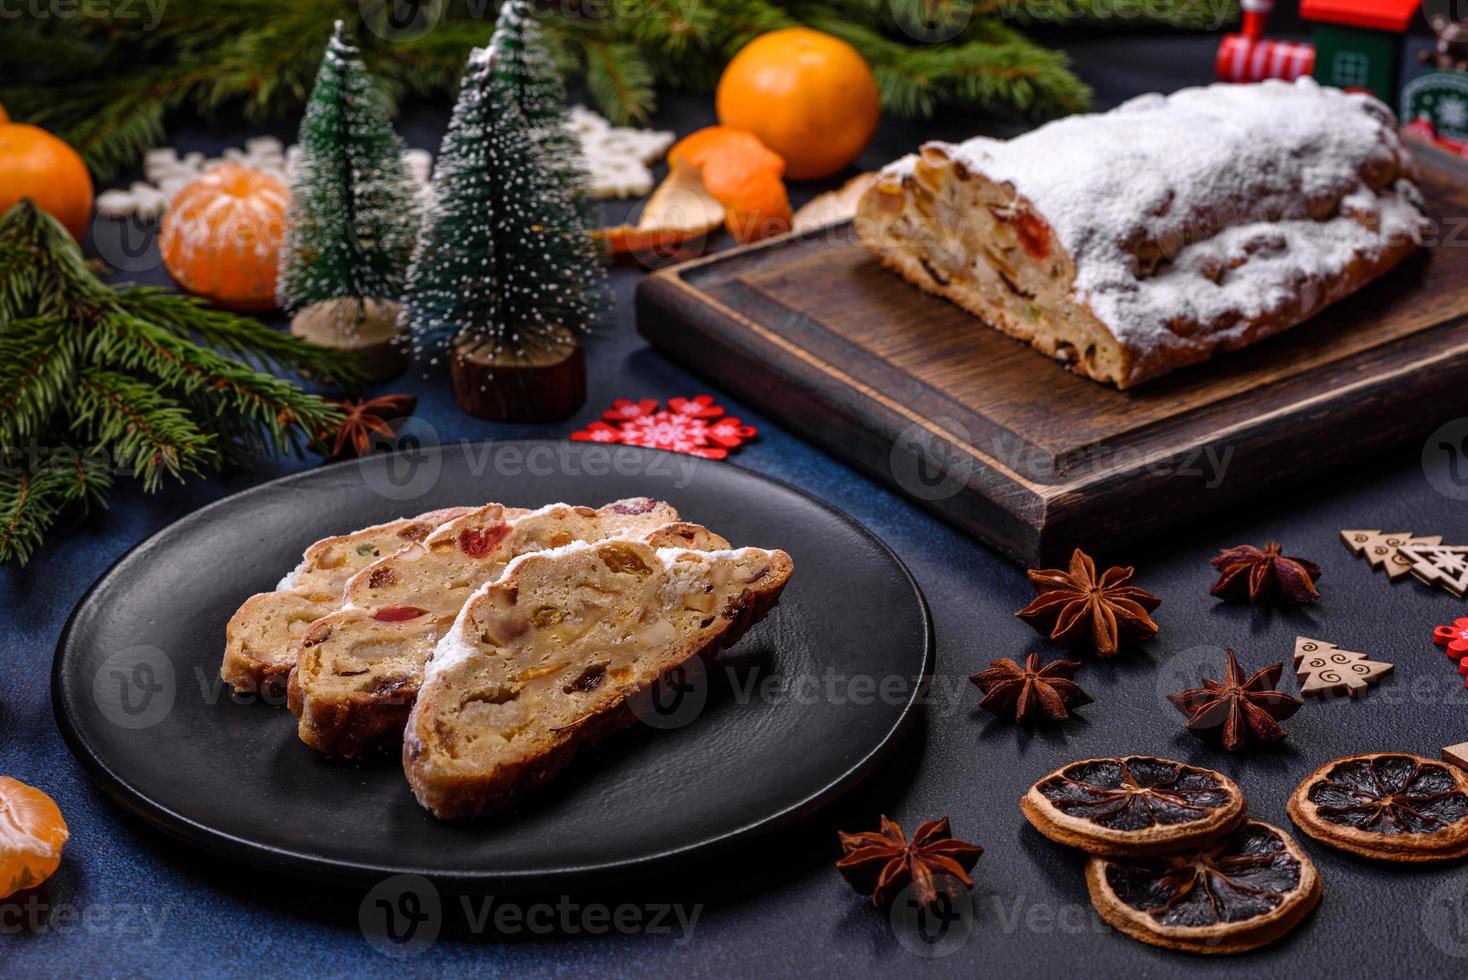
[1395,544,1468,597]
[290,297,408,382]
[1445,743,1468,773]
[450,333,586,422]
[1340,529,1442,580]
[1293,637,1393,699]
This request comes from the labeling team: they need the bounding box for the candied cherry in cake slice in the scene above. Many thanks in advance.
[1021,756,1247,856]
[404,539,794,819]
[220,506,474,696]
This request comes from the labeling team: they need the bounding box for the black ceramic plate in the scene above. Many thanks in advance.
[53,441,931,889]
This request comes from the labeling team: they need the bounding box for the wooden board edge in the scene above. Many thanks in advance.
[637,271,1049,563]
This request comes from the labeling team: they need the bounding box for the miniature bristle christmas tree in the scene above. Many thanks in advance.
[278,20,422,381]
[403,42,603,421]
[490,0,594,225]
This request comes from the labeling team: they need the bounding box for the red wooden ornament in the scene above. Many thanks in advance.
[1432,617,1468,687]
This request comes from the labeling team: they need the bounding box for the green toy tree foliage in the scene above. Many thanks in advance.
[277,20,422,313]
[403,46,602,364]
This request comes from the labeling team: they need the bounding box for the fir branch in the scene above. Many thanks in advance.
[819,18,1090,117]
[997,0,1236,30]
[110,287,366,384]
[0,461,72,567]
[580,39,658,125]
[87,314,344,457]
[0,449,111,566]
[0,0,1221,174]
[72,368,216,490]
[0,201,350,565]
[0,316,77,446]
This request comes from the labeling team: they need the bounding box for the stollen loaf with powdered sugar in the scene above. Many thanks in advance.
[855,78,1431,388]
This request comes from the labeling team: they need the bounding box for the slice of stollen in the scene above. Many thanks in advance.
[220,506,476,697]
[287,499,719,756]
[404,538,794,819]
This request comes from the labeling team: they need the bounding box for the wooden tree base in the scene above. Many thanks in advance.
[290,297,409,382]
[450,338,586,422]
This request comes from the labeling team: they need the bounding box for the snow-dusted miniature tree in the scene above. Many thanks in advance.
[488,0,595,226]
[403,46,601,365]
[277,20,421,312]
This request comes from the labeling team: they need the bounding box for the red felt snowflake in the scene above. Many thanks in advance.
[570,395,756,459]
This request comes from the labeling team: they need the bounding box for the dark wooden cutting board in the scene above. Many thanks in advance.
[637,146,1468,565]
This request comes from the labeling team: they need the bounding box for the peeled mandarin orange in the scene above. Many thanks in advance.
[668,126,791,244]
[0,776,69,899]
[0,123,94,241]
[160,163,288,312]
[715,28,880,180]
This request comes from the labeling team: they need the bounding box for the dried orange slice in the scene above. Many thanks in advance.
[0,776,69,898]
[1021,756,1247,856]
[1086,820,1321,954]
[1288,753,1468,862]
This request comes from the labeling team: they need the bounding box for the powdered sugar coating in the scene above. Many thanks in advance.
[885,78,1429,362]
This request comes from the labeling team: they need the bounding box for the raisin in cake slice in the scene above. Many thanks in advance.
[220,506,475,697]
[287,499,720,756]
[404,538,793,819]
[856,78,1431,388]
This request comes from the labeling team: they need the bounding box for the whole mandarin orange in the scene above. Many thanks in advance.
[716,28,880,180]
[0,123,94,241]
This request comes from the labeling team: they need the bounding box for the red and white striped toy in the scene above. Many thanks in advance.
[1216,0,1316,83]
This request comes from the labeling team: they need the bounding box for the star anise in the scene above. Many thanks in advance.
[970,652,1092,724]
[1209,543,1320,605]
[1169,650,1303,752]
[320,393,417,458]
[836,816,983,911]
[1016,548,1161,656]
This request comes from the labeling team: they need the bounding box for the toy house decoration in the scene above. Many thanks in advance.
[1402,9,1468,156]
[1300,0,1420,102]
